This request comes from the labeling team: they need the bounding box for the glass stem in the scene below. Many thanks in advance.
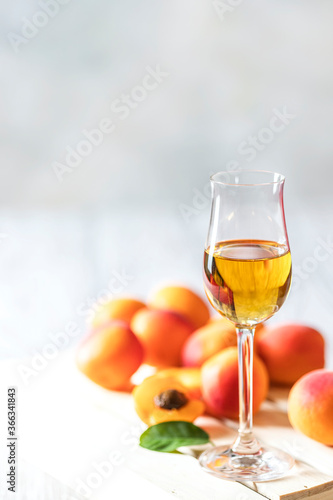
[232,327,261,455]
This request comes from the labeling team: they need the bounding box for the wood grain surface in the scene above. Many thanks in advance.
[0,206,332,499]
[1,350,332,500]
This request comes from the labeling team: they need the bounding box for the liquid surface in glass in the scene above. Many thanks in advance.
[204,239,292,327]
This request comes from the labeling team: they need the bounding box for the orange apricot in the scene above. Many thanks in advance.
[133,375,205,425]
[92,298,145,327]
[201,346,269,419]
[149,285,210,329]
[253,323,268,352]
[155,367,202,399]
[131,308,193,367]
[181,320,236,367]
[256,323,325,385]
[288,369,333,445]
[76,321,144,390]
[207,316,233,325]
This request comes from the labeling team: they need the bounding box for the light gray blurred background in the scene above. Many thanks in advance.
[0,0,332,365]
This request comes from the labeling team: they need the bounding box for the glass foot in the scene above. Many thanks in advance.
[199,444,294,482]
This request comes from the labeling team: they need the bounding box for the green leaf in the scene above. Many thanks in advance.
[139,421,210,453]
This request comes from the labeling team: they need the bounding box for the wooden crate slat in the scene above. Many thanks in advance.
[3,352,333,500]
[242,461,333,500]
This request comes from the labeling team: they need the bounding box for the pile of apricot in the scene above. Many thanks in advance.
[76,285,330,445]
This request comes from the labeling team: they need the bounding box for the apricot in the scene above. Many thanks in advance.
[288,369,333,445]
[208,316,233,325]
[181,320,236,368]
[256,323,325,385]
[76,321,144,390]
[201,346,269,419]
[209,316,265,331]
[253,323,268,353]
[205,318,265,353]
[133,375,205,425]
[155,367,202,399]
[92,298,145,327]
[131,308,193,368]
[149,285,210,329]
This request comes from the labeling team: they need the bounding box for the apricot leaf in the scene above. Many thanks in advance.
[139,421,209,452]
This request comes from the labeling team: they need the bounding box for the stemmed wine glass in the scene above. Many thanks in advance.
[199,170,294,481]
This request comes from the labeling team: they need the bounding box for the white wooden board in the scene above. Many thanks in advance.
[0,351,332,500]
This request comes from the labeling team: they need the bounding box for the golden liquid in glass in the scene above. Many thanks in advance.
[204,240,292,327]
